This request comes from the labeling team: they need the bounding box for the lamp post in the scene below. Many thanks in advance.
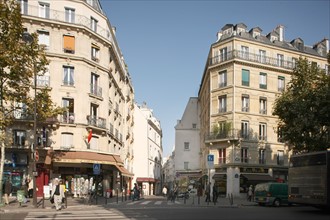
[22,32,38,207]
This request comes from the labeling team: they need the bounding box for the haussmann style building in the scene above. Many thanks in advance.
[198,23,329,197]
[3,0,135,197]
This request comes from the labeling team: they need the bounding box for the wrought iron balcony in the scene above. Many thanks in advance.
[209,49,296,70]
[87,115,106,129]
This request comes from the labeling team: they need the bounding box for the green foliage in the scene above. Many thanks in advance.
[273,57,330,152]
[0,0,64,130]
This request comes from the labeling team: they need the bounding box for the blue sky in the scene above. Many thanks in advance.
[100,0,330,157]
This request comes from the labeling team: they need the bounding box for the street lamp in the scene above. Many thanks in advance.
[22,32,38,207]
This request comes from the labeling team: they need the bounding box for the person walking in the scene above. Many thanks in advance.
[205,182,211,203]
[162,186,167,197]
[51,178,65,211]
[3,179,11,205]
[247,185,253,201]
[212,184,218,204]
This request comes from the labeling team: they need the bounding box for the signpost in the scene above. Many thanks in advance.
[207,154,214,184]
[93,163,101,175]
[35,150,39,162]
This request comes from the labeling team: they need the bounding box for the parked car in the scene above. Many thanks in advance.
[254,182,290,207]
[188,188,197,196]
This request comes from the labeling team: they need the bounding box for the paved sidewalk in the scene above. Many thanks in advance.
[0,194,256,213]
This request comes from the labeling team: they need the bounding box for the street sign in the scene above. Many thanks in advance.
[93,163,101,175]
[35,150,39,162]
[207,154,214,169]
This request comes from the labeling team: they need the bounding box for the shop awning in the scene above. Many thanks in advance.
[115,165,134,177]
[53,151,116,165]
[241,174,275,181]
[212,173,226,180]
[136,177,156,183]
[113,155,124,165]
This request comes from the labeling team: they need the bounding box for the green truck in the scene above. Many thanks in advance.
[254,182,289,207]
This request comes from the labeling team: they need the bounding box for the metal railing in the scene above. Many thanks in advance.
[209,50,296,70]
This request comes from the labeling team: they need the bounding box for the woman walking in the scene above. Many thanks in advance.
[51,178,65,211]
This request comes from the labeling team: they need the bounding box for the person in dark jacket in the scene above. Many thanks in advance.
[4,179,12,205]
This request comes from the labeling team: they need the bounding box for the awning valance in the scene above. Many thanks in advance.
[115,165,134,177]
[53,151,116,165]
[241,174,274,181]
[213,173,226,180]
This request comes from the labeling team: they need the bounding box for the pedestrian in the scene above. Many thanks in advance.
[212,184,218,203]
[247,185,253,201]
[205,182,211,202]
[28,178,33,198]
[3,179,11,205]
[132,183,140,201]
[162,186,167,197]
[51,178,65,211]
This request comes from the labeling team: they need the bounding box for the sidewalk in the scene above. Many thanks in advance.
[0,194,256,213]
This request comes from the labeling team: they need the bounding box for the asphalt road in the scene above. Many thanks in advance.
[1,197,329,220]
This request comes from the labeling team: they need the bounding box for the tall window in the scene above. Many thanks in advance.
[65,7,75,23]
[241,121,249,139]
[61,132,73,148]
[89,136,98,150]
[13,130,26,146]
[184,142,190,150]
[219,70,227,87]
[241,46,249,59]
[91,17,98,32]
[241,148,248,163]
[277,150,284,165]
[18,0,28,15]
[37,30,49,49]
[220,47,227,61]
[259,72,267,89]
[14,102,27,119]
[277,54,284,67]
[63,66,74,86]
[259,97,267,114]
[89,103,99,126]
[90,73,102,97]
[242,69,250,86]
[278,76,285,92]
[218,95,227,113]
[39,2,50,18]
[184,162,189,170]
[277,127,284,143]
[242,95,249,112]
[62,98,74,123]
[259,50,266,63]
[259,123,267,141]
[259,149,266,164]
[63,35,75,53]
[218,148,226,164]
[91,44,100,62]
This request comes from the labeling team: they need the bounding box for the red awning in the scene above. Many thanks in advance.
[136,177,156,183]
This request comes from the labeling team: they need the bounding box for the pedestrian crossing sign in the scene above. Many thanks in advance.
[93,163,101,175]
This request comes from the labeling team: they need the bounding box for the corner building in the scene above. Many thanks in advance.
[198,23,329,197]
[4,0,134,197]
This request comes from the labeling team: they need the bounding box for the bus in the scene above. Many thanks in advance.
[288,150,330,209]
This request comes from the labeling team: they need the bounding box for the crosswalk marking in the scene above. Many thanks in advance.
[141,201,152,205]
[155,201,162,205]
[24,210,129,220]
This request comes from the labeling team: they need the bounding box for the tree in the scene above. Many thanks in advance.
[0,0,63,204]
[273,56,330,152]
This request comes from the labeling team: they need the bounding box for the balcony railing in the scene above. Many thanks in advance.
[60,112,75,124]
[205,129,240,142]
[87,115,106,129]
[90,84,102,97]
[209,50,296,70]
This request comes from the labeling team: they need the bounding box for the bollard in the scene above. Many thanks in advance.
[122,190,123,202]
[95,194,98,205]
[125,189,127,201]
[42,195,45,209]
[192,196,194,205]
[105,196,107,205]
[198,195,200,205]
[65,193,68,208]
[116,189,118,204]
[184,196,186,204]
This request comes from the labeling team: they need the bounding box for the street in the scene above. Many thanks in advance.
[1,196,329,220]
